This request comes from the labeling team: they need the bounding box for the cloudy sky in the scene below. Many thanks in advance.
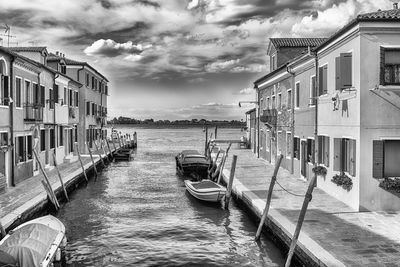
[0,0,394,120]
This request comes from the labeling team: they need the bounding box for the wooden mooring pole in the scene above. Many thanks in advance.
[112,136,117,151]
[87,142,98,178]
[106,138,114,159]
[217,143,232,184]
[94,140,106,167]
[224,155,237,209]
[215,126,218,140]
[52,153,69,202]
[101,140,109,162]
[285,174,317,267]
[204,127,208,156]
[32,149,60,210]
[255,154,283,241]
[117,133,122,148]
[75,143,88,183]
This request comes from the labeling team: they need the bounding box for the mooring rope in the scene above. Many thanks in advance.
[275,180,305,198]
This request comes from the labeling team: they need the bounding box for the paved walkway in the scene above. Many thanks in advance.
[218,147,400,267]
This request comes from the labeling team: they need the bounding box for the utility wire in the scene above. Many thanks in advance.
[275,179,305,198]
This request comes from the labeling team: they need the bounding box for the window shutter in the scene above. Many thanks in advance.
[380,47,385,86]
[372,140,384,178]
[324,136,330,167]
[335,56,341,91]
[349,139,356,176]
[341,53,352,88]
[317,136,323,163]
[333,138,341,171]
[323,65,328,94]
[54,84,59,103]
[3,76,9,100]
[318,67,324,96]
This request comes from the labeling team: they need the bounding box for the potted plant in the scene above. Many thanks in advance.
[331,172,353,191]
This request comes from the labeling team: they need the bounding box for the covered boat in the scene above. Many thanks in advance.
[184,180,226,202]
[175,150,210,179]
[0,215,66,267]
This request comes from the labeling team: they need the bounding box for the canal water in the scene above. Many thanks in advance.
[57,127,285,266]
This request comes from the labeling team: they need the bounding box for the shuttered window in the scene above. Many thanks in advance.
[40,129,46,152]
[75,91,79,107]
[287,89,292,109]
[373,140,400,178]
[54,84,59,104]
[16,78,22,108]
[294,137,300,160]
[333,138,356,176]
[33,84,39,105]
[295,82,300,108]
[318,65,328,95]
[335,53,352,90]
[310,76,316,106]
[40,86,45,106]
[49,89,54,109]
[1,75,9,105]
[382,48,400,85]
[86,101,90,115]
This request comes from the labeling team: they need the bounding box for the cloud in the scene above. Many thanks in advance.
[238,87,254,95]
[187,0,199,10]
[205,59,240,72]
[84,39,151,57]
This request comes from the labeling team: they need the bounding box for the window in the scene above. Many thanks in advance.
[0,133,7,146]
[86,101,90,115]
[27,136,32,160]
[75,91,79,107]
[335,53,352,90]
[318,136,330,167]
[86,74,89,86]
[310,76,316,106]
[59,126,64,146]
[32,83,39,105]
[105,85,108,95]
[373,140,400,178]
[40,129,46,152]
[0,75,9,105]
[286,132,292,158]
[74,126,78,142]
[381,48,400,85]
[92,77,95,89]
[50,128,55,149]
[266,97,270,109]
[69,89,73,106]
[92,103,95,116]
[295,82,300,108]
[334,138,356,176]
[15,77,22,108]
[49,89,54,109]
[16,136,24,163]
[272,95,276,109]
[307,138,315,164]
[278,93,282,109]
[25,80,31,104]
[287,89,292,109]
[60,64,66,74]
[271,54,276,71]
[64,87,67,105]
[40,85,45,106]
[294,137,300,160]
[318,65,328,95]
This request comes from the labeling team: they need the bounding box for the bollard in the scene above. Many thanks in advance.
[285,174,317,267]
[94,140,106,167]
[224,155,237,209]
[87,142,98,178]
[33,149,60,210]
[75,143,88,182]
[255,154,284,241]
[52,153,69,202]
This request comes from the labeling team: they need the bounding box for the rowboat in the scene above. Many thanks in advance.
[184,180,226,202]
[175,150,210,179]
[0,215,66,267]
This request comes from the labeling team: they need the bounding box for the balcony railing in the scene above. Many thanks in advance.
[260,109,277,126]
[24,103,43,122]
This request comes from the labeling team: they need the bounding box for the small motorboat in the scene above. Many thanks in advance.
[184,180,226,202]
[114,148,134,161]
[175,150,210,178]
[0,215,67,267]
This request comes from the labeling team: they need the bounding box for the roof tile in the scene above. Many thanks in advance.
[270,38,328,48]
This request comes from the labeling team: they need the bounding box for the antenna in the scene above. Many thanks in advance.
[0,24,16,47]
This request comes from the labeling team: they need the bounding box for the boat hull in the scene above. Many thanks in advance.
[184,180,226,202]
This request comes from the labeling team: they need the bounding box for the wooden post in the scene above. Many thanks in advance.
[213,147,221,165]
[117,133,122,148]
[112,136,117,151]
[87,142,98,178]
[134,132,137,146]
[255,154,284,241]
[94,140,106,167]
[285,174,317,267]
[224,155,237,209]
[128,134,132,147]
[101,140,109,162]
[41,180,59,210]
[217,143,232,184]
[32,149,60,210]
[52,153,69,202]
[106,138,114,159]
[75,143,88,182]
[204,126,208,156]
[215,126,218,140]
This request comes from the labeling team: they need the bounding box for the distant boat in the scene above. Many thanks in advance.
[184,180,226,202]
[175,150,210,179]
[114,148,134,161]
[0,215,66,267]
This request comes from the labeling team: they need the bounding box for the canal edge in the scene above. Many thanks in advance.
[221,168,346,267]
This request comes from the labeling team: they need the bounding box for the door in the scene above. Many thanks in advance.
[301,140,307,178]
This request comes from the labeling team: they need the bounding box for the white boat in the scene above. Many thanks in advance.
[184,180,227,202]
[0,215,66,267]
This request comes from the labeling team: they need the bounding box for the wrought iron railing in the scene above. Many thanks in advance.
[24,103,43,122]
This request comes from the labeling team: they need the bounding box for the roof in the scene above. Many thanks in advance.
[254,63,289,86]
[245,108,256,114]
[8,46,48,54]
[48,53,109,82]
[317,7,400,51]
[270,38,328,49]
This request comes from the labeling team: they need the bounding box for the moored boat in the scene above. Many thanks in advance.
[114,148,134,161]
[175,150,210,179]
[184,180,226,202]
[0,215,66,267]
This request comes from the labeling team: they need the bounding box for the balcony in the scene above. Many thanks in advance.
[24,103,43,122]
[260,109,277,127]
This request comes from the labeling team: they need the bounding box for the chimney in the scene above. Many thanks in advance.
[394,2,398,9]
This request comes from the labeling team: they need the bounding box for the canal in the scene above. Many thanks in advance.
[57,127,285,266]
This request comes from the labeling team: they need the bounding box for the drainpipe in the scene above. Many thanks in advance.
[54,73,59,158]
[9,56,15,186]
[254,84,260,158]
[286,65,295,174]
[313,52,319,171]
[77,66,84,154]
